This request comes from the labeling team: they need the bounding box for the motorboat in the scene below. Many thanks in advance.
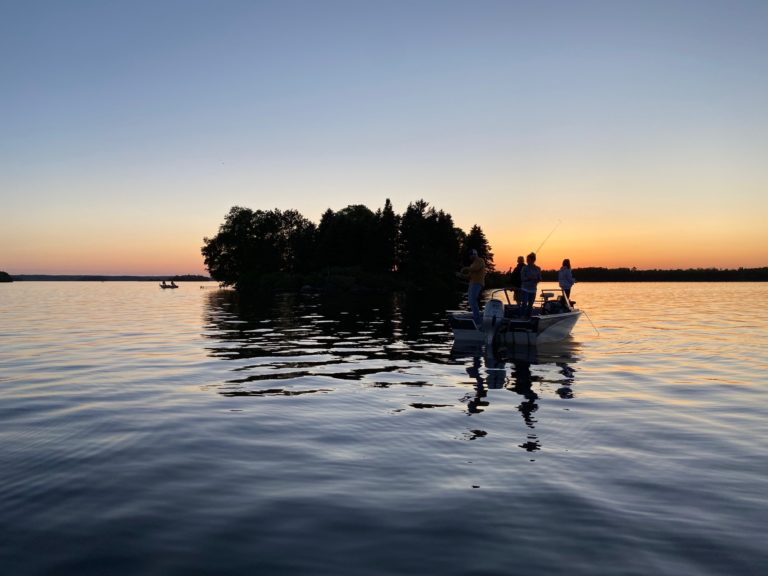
[448,288,581,346]
[160,282,179,289]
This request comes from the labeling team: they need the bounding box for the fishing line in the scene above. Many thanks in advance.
[581,308,600,336]
[534,219,562,255]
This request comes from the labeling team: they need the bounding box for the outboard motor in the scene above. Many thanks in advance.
[482,298,504,347]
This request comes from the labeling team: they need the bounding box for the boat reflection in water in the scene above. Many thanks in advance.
[451,341,580,452]
[203,288,581,455]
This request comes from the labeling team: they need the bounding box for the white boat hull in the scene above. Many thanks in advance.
[449,310,580,344]
[448,287,582,346]
[535,311,581,343]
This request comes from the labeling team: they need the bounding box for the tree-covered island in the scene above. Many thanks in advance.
[0,271,13,282]
[201,199,493,293]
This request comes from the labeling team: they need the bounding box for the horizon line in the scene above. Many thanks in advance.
[6,265,768,278]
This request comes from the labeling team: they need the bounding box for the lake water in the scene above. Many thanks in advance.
[1,281,767,575]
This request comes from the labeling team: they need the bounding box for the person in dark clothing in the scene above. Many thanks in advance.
[508,255,524,305]
[520,252,542,318]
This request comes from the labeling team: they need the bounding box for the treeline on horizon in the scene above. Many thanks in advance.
[544,267,768,283]
[1,274,210,282]
[3,268,767,285]
[4,269,766,285]
[202,199,494,293]
[200,200,768,293]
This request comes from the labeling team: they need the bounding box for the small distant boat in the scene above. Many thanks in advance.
[448,288,581,346]
[159,282,179,289]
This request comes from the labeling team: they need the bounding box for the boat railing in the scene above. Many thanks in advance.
[487,287,576,315]
[489,287,515,304]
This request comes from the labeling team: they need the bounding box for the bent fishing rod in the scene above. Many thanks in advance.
[533,219,562,255]
[530,220,600,336]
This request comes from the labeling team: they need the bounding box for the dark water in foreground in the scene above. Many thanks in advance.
[1,282,767,575]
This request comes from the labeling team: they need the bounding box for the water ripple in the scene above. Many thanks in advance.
[1,282,767,575]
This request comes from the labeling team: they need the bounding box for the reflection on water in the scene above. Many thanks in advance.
[204,289,581,455]
[3,282,767,576]
[453,342,581,453]
[203,290,461,393]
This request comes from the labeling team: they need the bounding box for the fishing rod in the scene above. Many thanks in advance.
[533,219,562,255]
[531,219,599,335]
[504,220,562,274]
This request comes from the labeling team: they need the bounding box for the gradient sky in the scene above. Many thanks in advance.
[2,0,767,275]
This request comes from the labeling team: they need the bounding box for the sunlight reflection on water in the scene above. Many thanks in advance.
[1,281,767,575]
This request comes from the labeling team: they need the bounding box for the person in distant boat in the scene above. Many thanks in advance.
[170,280,177,288]
[508,255,524,305]
[558,258,575,299]
[161,280,167,287]
[459,249,486,328]
[520,252,541,317]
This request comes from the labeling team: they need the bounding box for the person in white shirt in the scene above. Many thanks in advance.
[558,258,575,299]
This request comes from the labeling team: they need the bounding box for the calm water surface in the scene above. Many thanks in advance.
[1,282,767,575]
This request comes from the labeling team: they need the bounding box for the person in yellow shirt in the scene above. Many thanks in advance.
[460,249,486,327]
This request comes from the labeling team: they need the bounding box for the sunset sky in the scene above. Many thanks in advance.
[2,0,767,275]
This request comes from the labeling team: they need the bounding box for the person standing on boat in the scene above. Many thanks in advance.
[558,258,575,299]
[520,252,541,317]
[460,249,486,328]
[508,255,524,305]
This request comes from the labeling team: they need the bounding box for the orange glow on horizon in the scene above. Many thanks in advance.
[487,227,767,272]
[2,237,208,276]
[3,214,765,276]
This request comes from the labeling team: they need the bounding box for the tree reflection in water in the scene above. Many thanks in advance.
[203,288,579,452]
[202,288,461,391]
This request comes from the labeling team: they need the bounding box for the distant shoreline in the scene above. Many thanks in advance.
[4,268,767,283]
[484,266,768,285]
[8,275,212,282]
[539,267,768,283]
[538,267,768,283]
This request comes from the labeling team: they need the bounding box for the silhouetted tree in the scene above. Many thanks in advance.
[276,209,317,274]
[202,200,504,292]
[398,200,460,289]
[315,208,339,262]
[316,204,380,271]
[373,198,399,273]
[461,225,495,271]
[202,207,315,290]
[201,206,258,288]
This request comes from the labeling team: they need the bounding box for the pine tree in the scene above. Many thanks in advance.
[374,198,399,273]
[462,225,495,271]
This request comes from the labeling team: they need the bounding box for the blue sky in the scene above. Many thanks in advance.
[2,0,767,274]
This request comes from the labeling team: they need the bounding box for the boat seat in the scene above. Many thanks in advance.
[542,300,565,314]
